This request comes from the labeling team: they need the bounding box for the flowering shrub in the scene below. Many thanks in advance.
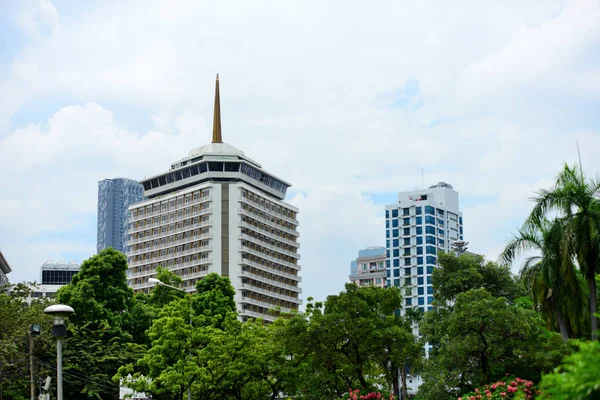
[343,388,395,400]
[458,376,544,400]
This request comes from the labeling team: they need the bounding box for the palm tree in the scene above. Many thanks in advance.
[528,164,600,340]
[501,218,585,340]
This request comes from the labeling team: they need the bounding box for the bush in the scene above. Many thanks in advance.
[343,388,395,400]
[458,376,542,400]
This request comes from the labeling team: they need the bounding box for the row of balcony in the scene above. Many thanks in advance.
[129,245,212,267]
[238,194,298,226]
[128,257,212,278]
[238,269,302,293]
[239,308,277,322]
[240,233,300,260]
[129,233,211,256]
[240,283,302,304]
[240,245,300,271]
[240,220,299,248]
[239,258,301,282]
[130,195,213,222]
[129,207,213,234]
[129,219,211,245]
[239,208,298,236]
[239,296,294,313]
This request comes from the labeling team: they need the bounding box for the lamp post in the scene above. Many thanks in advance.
[148,278,192,400]
[43,305,74,400]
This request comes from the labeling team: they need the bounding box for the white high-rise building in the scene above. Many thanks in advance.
[126,76,301,322]
[385,182,463,393]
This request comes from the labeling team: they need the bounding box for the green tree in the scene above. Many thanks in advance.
[528,163,600,340]
[539,340,600,399]
[501,218,587,340]
[53,249,145,399]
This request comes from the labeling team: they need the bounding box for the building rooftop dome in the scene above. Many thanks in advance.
[187,142,245,158]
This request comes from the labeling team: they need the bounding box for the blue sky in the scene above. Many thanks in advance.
[1,0,599,302]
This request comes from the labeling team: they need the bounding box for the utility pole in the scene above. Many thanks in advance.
[29,330,35,400]
[29,324,41,400]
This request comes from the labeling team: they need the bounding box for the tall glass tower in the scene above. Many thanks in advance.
[97,178,145,254]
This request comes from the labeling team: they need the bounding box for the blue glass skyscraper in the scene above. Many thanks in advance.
[97,178,145,254]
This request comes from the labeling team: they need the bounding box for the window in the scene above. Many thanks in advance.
[403,208,410,216]
[416,226,423,235]
[403,228,410,235]
[416,206,422,215]
[439,238,445,246]
[460,227,463,234]
[405,278,411,286]
[406,298,412,306]
[386,230,390,238]
[427,256,436,264]
[393,239,399,247]
[417,246,423,255]
[393,249,399,257]
[404,258,411,266]
[425,215,436,225]
[386,210,389,218]
[426,226,435,235]
[386,260,390,268]
[386,239,390,248]
[393,229,399,237]
[428,296,434,304]
[417,277,424,285]
[394,269,400,277]
[438,228,445,236]
[437,208,444,216]
[427,266,434,274]
[417,256,423,265]
[426,246,436,255]
[417,236,423,245]
[416,216,422,225]
[418,287,424,295]
[387,279,391,287]
[386,270,390,278]
[403,218,410,225]
[404,267,412,276]
[427,276,433,285]
[392,219,399,227]
[460,217,463,224]
[425,206,435,215]
[427,286,433,294]
[394,279,400,287]
[403,248,410,256]
[393,259,400,267]
[417,266,423,274]
[418,297,425,305]
[404,238,410,245]
[438,219,444,226]
[386,250,390,258]
[426,235,436,245]
[392,209,398,218]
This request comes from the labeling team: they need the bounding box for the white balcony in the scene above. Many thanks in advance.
[240,233,300,260]
[238,258,301,281]
[240,283,302,304]
[129,233,211,256]
[129,207,213,234]
[239,220,300,248]
[128,257,213,278]
[128,219,211,245]
[238,195,299,226]
[239,308,277,322]
[130,196,213,222]
[238,269,302,293]
[239,245,300,270]
[238,208,299,236]
[129,246,212,267]
[239,296,294,313]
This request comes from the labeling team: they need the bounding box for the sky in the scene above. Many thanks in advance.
[1,0,599,303]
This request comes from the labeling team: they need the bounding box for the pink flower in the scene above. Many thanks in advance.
[500,392,506,397]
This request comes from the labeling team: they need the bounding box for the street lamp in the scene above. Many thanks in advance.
[148,278,192,400]
[43,304,74,400]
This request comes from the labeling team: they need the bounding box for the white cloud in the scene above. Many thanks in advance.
[0,0,599,299]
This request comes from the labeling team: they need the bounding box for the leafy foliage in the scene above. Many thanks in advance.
[539,340,600,399]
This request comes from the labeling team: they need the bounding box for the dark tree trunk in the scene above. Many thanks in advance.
[390,363,399,399]
[400,366,408,400]
[554,302,569,341]
[589,268,599,341]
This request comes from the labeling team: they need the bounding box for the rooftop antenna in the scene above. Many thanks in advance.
[577,141,583,176]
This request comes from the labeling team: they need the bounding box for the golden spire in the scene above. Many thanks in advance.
[212,74,222,143]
